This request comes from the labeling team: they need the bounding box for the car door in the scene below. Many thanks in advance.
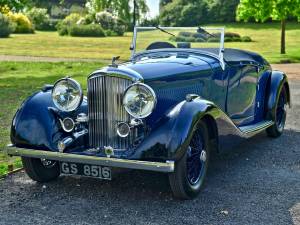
[226,63,259,126]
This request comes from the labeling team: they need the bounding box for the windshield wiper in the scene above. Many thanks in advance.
[197,27,215,38]
[155,26,176,37]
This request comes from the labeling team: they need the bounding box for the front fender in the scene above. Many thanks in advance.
[132,97,215,161]
[266,71,291,121]
[10,90,88,151]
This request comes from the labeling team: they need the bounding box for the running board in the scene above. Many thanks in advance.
[239,120,274,137]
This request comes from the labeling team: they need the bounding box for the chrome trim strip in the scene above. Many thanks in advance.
[6,146,175,173]
[239,120,274,136]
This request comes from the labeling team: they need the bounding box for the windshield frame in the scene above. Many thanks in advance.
[130,26,225,70]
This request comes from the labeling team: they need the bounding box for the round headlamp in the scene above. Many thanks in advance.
[52,78,83,112]
[123,83,156,119]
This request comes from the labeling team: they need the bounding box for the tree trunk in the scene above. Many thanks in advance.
[281,19,286,54]
[133,0,137,27]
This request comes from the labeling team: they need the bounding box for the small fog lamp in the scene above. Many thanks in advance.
[116,122,131,138]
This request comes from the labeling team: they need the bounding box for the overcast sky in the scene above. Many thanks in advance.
[146,0,160,18]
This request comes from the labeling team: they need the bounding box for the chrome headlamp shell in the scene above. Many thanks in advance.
[123,83,156,119]
[52,78,83,112]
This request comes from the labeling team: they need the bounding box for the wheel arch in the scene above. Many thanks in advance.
[265,70,291,121]
[201,115,219,154]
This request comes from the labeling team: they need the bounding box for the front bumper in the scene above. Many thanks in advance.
[6,145,175,173]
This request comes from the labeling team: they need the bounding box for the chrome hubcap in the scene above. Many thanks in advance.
[200,150,207,162]
[41,159,56,168]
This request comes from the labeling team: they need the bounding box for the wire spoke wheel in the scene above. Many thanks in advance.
[169,120,210,199]
[186,131,207,185]
[267,86,288,138]
[276,90,287,130]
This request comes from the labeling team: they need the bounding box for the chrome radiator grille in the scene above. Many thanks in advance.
[88,75,134,150]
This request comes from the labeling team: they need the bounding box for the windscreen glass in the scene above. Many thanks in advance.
[134,27,224,55]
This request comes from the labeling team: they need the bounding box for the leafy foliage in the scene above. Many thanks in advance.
[57,13,81,35]
[0,0,31,11]
[237,0,300,22]
[0,4,10,14]
[160,0,208,26]
[25,7,53,30]
[0,13,15,37]
[85,0,148,24]
[160,0,240,26]
[95,11,126,36]
[171,31,252,43]
[8,12,34,33]
[237,0,300,54]
[69,24,106,37]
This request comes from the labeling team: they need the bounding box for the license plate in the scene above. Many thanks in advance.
[60,162,111,180]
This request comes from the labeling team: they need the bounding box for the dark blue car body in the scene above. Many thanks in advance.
[10,47,291,163]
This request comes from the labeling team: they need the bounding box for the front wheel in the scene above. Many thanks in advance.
[266,87,288,138]
[169,120,210,200]
[22,157,60,182]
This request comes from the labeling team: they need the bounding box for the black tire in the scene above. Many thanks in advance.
[169,120,210,200]
[22,157,60,182]
[266,87,288,138]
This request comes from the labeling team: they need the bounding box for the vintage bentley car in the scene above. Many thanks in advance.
[7,27,290,199]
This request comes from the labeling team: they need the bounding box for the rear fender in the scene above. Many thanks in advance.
[266,71,291,121]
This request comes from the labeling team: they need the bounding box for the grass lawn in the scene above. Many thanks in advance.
[0,61,104,176]
[0,22,299,63]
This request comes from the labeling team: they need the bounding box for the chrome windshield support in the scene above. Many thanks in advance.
[130,26,226,70]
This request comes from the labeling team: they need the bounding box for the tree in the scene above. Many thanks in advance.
[160,0,208,26]
[86,0,148,25]
[0,0,32,11]
[159,0,240,26]
[206,0,240,22]
[237,0,300,54]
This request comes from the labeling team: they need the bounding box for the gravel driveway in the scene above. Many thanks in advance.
[0,75,299,225]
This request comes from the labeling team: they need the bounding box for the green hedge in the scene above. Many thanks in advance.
[171,31,252,43]
[0,13,14,38]
[69,24,106,37]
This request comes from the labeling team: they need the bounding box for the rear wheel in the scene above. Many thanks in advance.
[169,121,210,200]
[266,87,288,138]
[22,157,60,182]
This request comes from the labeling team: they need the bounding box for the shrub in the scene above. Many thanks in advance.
[225,32,241,38]
[224,37,234,42]
[69,24,106,37]
[95,11,115,30]
[58,25,69,36]
[0,5,10,15]
[0,13,15,38]
[241,36,252,42]
[178,31,193,37]
[207,37,220,42]
[105,29,118,36]
[57,13,81,35]
[62,13,81,26]
[234,37,242,42]
[95,11,126,36]
[8,13,34,33]
[26,7,52,31]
